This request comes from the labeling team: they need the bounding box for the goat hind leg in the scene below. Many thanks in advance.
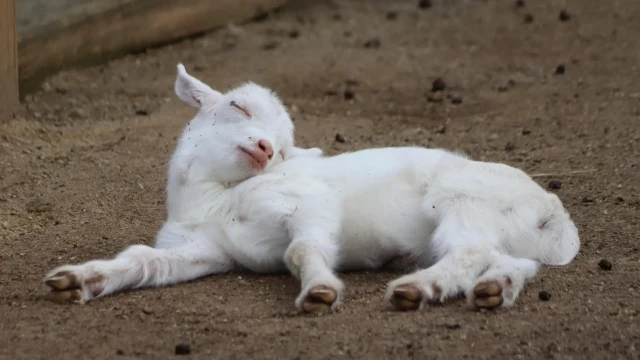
[468,255,540,310]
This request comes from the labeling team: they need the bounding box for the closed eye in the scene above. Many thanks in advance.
[230,101,251,118]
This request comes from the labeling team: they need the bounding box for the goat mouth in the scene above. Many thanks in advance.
[238,146,267,170]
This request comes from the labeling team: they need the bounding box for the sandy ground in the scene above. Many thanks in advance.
[1,0,639,359]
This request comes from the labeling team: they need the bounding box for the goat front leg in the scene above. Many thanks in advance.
[467,255,540,310]
[43,223,233,303]
[284,197,343,313]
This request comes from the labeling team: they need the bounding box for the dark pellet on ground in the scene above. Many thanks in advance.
[555,64,566,75]
[431,78,446,92]
[263,41,279,50]
[175,344,191,355]
[364,38,381,49]
[386,11,398,20]
[598,259,612,271]
[505,142,516,151]
[548,179,562,189]
[522,129,531,135]
[445,323,461,329]
[289,29,299,38]
[515,0,525,7]
[524,14,534,23]
[135,109,149,116]
[451,97,463,105]
[344,90,355,100]
[539,291,552,301]
[115,350,124,356]
[559,10,571,21]
[253,11,269,22]
[335,133,346,143]
[418,0,432,9]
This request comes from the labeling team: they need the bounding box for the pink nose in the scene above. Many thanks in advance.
[257,139,274,160]
[240,139,274,170]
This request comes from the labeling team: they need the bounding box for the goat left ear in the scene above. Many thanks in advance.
[174,64,223,108]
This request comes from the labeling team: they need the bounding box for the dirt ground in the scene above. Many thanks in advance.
[1,0,639,358]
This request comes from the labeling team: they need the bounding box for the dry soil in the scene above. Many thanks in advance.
[1,0,639,359]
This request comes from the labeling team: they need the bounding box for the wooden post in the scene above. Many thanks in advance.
[0,0,18,120]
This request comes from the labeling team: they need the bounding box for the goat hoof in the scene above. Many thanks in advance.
[300,285,337,313]
[472,280,504,310]
[43,271,84,303]
[44,289,83,303]
[389,283,423,311]
[45,271,79,291]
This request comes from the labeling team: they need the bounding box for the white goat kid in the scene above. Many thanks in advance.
[43,64,580,312]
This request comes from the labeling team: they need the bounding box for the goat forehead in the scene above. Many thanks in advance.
[230,85,283,110]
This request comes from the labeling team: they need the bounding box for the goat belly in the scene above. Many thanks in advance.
[223,220,291,273]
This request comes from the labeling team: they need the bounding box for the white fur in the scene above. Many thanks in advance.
[43,64,580,311]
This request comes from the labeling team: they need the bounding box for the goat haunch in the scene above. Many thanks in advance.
[43,64,580,312]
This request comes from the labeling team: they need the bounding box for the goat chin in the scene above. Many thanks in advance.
[42,64,579,313]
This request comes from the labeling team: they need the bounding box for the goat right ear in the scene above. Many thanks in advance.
[174,64,223,108]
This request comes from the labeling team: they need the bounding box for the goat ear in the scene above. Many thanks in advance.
[174,64,223,108]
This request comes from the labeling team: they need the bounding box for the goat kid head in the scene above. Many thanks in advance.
[174,64,295,183]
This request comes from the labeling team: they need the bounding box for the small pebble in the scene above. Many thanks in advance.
[135,109,149,116]
[539,291,552,301]
[431,78,446,92]
[364,38,381,49]
[445,323,461,329]
[115,350,124,356]
[548,179,562,189]
[524,14,534,23]
[418,0,432,9]
[515,0,525,7]
[555,64,566,75]
[582,196,594,203]
[335,133,346,143]
[451,97,463,105]
[505,142,516,151]
[559,10,571,21]
[436,125,447,134]
[598,259,612,271]
[288,29,299,38]
[386,11,398,20]
[522,129,531,135]
[175,344,191,355]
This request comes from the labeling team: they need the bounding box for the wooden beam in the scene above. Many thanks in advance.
[18,0,289,95]
[0,0,18,119]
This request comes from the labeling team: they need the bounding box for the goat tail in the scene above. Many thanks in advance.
[537,194,580,265]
